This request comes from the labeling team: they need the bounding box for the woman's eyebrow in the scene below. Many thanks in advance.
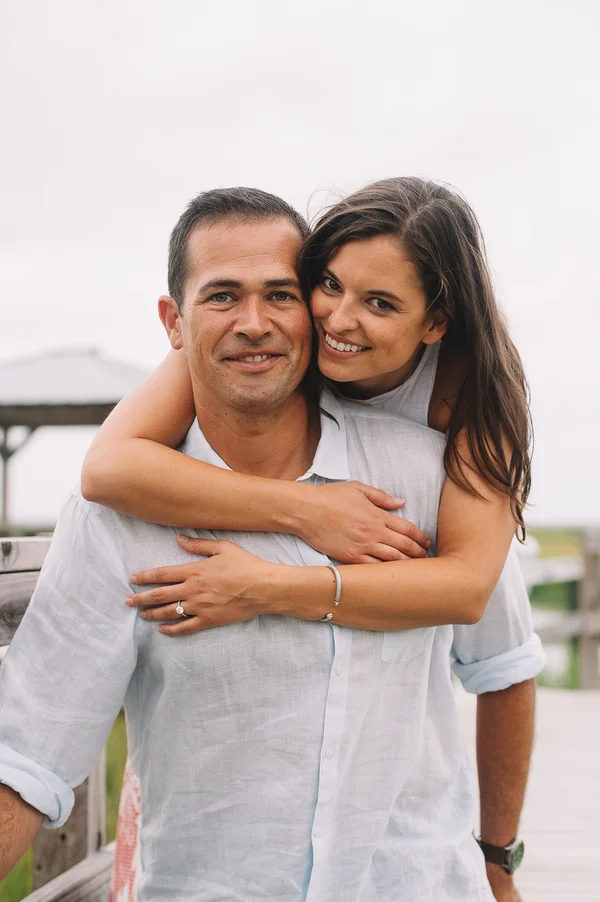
[365,288,403,303]
[323,266,339,281]
[324,267,404,304]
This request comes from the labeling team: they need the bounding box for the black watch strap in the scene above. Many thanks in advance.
[477,839,509,867]
[476,837,524,875]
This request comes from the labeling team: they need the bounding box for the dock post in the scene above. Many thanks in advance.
[579,527,600,689]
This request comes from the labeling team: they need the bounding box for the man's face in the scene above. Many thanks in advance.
[162,217,312,415]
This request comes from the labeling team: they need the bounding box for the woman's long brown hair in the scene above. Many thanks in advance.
[299,177,532,536]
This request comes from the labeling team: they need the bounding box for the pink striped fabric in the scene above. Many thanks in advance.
[109,756,141,901]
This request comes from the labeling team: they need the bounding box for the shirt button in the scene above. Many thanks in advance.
[336,665,344,676]
[313,827,322,838]
[325,747,334,759]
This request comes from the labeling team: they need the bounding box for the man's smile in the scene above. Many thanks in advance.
[221,352,285,373]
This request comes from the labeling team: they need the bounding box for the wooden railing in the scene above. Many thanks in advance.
[522,529,600,689]
[0,538,113,901]
[1,528,599,899]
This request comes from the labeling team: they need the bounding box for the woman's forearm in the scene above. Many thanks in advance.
[83,438,306,532]
[265,555,489,628]
[84,440,429,562]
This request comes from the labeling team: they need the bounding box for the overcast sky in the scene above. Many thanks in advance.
[1,0,598,526]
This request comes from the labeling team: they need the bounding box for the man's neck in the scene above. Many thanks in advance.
[192,391,321,481]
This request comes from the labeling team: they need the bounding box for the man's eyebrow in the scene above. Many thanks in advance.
[197,279,244,294]
[264,279,302,290]
[324,267,404,304]
[196,278,301,295]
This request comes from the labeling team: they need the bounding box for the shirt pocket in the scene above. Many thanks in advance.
[381,627,431,663]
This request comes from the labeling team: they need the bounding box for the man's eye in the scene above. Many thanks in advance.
[322,276,342,293]
[368,297,395,312]
[271,291,296,302]
[209,293,235,304]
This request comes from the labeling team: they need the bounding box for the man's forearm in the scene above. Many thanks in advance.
[477,678,535,843]
[0,784,43,879]
[477,679,535,900]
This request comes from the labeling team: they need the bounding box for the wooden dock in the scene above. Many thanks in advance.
[457,686,600,901]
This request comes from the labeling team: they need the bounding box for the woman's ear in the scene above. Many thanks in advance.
[422,311,447,345]
[158,296,184,350]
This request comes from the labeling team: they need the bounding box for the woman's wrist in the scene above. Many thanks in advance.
[267,481,316,541]
[264,563,334,620]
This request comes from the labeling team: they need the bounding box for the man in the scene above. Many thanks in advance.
[0,188,543,900]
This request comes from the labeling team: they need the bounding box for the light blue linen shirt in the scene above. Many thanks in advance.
[0,391,544,900]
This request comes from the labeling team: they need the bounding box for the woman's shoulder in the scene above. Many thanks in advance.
[428,343,469,434]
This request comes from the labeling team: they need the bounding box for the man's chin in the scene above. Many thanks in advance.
[218,382,292,412]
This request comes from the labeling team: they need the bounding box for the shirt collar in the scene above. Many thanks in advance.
[299,388,349,482]
[180,388,349,483]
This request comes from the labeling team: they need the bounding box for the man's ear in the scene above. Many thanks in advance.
[158,296,184,350]
[422,311,447,345]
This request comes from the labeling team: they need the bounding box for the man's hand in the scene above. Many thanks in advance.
[127,536,280,636]
[296,481,431,563]
[486,862,524,901]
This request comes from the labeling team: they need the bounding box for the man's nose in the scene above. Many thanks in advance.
[326,297,359,335]
[232,297,273,341]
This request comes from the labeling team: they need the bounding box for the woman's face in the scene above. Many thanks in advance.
[310,234,446,398]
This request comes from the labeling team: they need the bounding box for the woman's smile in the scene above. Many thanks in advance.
[321,328,370,356]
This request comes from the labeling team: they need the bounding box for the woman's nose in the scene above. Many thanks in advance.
[325,298,359,335]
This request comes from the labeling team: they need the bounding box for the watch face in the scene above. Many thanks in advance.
[507,840,525,873]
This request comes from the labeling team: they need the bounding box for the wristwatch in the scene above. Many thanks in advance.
[476,837,525,875]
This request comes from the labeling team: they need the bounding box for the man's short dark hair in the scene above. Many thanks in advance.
[168,187,309,308]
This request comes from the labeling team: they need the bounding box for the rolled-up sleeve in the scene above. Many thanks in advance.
[0,744,73,827]
[0,491,138,827]
[451,543,547,694]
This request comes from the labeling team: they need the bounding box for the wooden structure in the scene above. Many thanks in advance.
[0,349,146,528]
[0,537,111,898]
[0,530,599,900]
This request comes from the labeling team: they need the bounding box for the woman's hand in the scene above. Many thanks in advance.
[126,535,278,636]
[296,481,431,563]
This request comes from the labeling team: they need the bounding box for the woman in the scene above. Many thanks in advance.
[83,178,531,899]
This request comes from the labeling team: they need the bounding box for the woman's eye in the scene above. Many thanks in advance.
[368,297,394,311]
[322,276,341,292]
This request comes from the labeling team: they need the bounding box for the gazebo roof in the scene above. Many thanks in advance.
[0,347,148,428]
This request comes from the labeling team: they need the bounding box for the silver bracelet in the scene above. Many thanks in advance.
[319,563,342,622]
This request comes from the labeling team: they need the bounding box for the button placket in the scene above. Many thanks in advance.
[305,625,352,900]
